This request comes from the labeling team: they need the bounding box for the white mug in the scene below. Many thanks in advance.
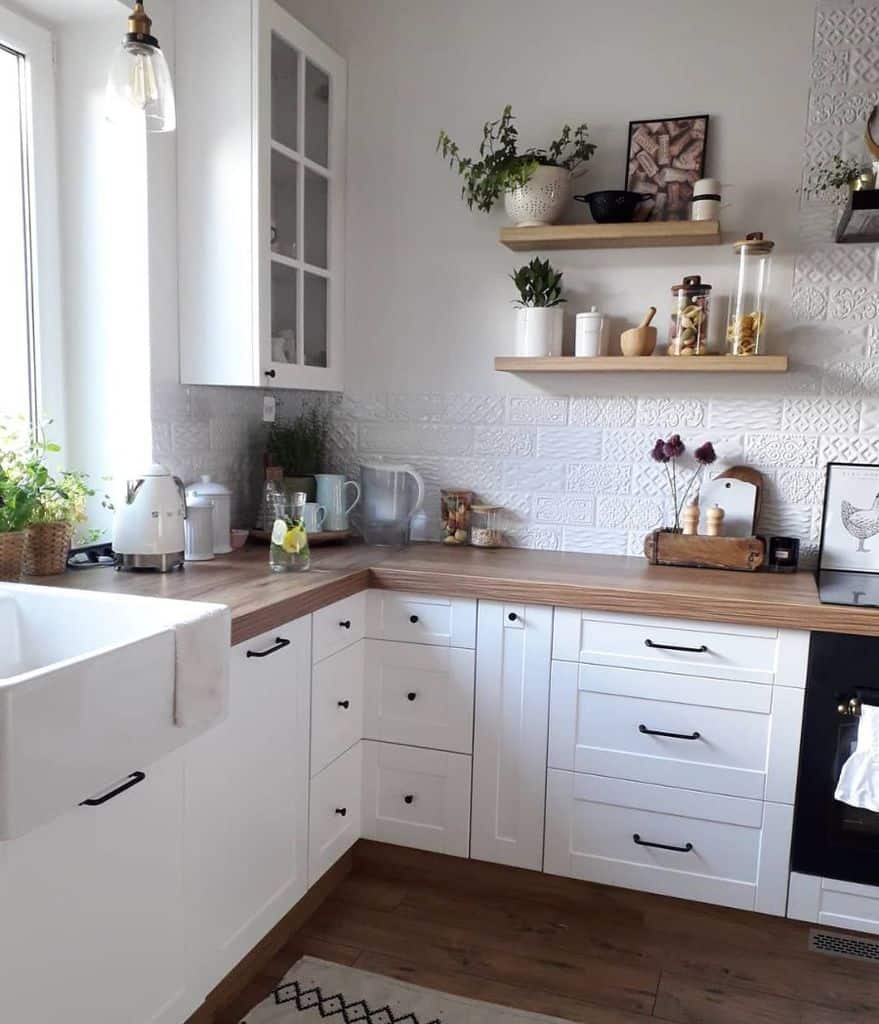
[302,502,327,533]
[314,473,361,532]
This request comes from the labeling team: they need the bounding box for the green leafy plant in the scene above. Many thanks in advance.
[511,258,565,308]
[437,105,596,213]
[813,155,868,192]
[266,405,329,476]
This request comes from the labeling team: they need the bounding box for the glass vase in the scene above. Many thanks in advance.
[269,491,310,572]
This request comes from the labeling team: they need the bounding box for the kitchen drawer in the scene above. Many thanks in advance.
[313,592,366,665]
[361,741,471,857]
[549,662,771,800]
[544,770,789,912]
[367,591,476,649]
[364,640,474,754]
[311,641,365,777]
[308,743,362,887]
[553,608,777,683]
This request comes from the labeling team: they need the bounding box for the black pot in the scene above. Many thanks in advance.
[573,190,653,224]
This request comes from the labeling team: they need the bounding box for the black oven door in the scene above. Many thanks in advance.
[792,631,879,887]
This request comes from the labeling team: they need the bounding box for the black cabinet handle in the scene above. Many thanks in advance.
[80,771,146,807]
[337,699,350,709]
[508,612,518,622]
[639,724,701,741]
[633,833,693,853]
[264,369,276,378]
[409,614,419,624]
[407,692,417,701]
[339,620,351,629]
[404,794,414,804]
[335,807,347,817]
[246,636,290,658]
[644,638,708,654]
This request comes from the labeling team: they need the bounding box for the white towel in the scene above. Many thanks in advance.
[173,604,231,729]
[835,704,879,812]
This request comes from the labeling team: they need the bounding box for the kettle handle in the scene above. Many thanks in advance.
[407,468,425,518]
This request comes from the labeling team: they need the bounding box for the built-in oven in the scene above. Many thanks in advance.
[792,631,879,887]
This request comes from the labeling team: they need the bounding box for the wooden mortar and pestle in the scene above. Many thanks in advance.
[620,307,657,356]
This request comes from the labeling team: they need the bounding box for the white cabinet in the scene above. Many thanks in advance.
[367,591,477,648]
[177,0,346,391]
[184,618,310,999]
[311,641,365,777]
[313,592,366,664]
[471,603,552,870]
[789,873,879,937]
[309,743,363,886]
[0,753,189,1024]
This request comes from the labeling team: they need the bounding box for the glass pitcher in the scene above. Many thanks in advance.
[359,461,425,547]
[269,490,310,572]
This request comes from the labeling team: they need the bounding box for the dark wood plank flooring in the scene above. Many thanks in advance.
[215,841,879,1024]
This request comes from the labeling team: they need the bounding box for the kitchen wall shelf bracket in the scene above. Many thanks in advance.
[499,219,721,252]
[494,355,789,373]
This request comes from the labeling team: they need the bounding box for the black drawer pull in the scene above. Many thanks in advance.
[508,612,518,622]
[246,636,290,658]
[644,638,708,654]
[335,807,347,817]
[633,833,693,853]
[639,724,701,741]
[264,369,276,378]
[80,771,146,807]
[337,699,350,709]
[407,691,417,701]
[409,614,419,624]
[339,620,351,629]
[404,794,414,804]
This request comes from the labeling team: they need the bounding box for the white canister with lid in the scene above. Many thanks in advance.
[691,178,722,221]
[186,475,233,554]
[575,306,606,357]
[184,496,215,561]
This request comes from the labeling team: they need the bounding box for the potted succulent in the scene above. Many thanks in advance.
[510,257,566,357]
[265,405,329,502]
[437,105,596,226]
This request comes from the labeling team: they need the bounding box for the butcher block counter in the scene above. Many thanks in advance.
[45,542,879,644]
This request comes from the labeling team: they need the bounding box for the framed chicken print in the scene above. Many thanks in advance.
[625,115,708,220]
[818,463,879,574]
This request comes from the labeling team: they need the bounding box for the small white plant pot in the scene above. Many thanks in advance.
[504,166,570,227]
[515,307,564,357]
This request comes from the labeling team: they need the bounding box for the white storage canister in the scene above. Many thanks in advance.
[691,178,721,221]
[575,306,606,357]
[185,475,233,554]
[184,496,215,562]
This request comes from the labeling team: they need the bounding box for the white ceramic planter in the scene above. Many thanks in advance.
[515,307,564,357]
[504,166,570,227]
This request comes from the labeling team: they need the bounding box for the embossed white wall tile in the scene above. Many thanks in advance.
[385,393,447,421]
[851,49,879,86]
[506,395,568,426]
[597,494,664,532]
[809,90,879,127]
[820,436,879,463]
[602,429,664,465]
[477,490,532,518]
[821,360,879,396]
[708,398,783,432]
[792,285,829,320]
[782,398,861,434]
[775,468,826,506]
[537,427,602,461]
[630,462,674,500]
[810,47,849,88]
[360,422,473,455]
[562,527,629,555]
[745,434,820,467]
[473,428,534,457]
[569,395,637,428]
[535,494,594,526]
[860,400,879,433]
[505,526,561,551]
[758,503,814,541]
[209,416,249,452]
[440,458,504,493]
[445,394,506,425]
[337,393,387,420]
[502,459,566,492]
[172,420,211,454]
[794,246,877,286]
[152,421,171,457]
[566,462,631,495]
[636,398,705,429]
[829,287,879,320]
[816,7,875,48]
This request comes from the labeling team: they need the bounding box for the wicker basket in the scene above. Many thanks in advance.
[0,531,26,582]
[23,522,74,576]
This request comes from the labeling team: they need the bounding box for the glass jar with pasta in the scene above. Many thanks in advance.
[727,232,774,356]
[668,275,711,356]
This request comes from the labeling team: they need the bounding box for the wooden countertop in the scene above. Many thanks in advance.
[45,542,879,644]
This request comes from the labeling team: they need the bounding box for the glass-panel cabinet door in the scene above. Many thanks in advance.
[261,1,345,391]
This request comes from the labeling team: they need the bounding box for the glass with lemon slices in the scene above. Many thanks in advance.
[269,491,310,572]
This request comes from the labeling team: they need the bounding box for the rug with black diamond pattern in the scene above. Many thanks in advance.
[241,956,574,1024]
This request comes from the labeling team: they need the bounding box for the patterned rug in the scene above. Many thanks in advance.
[242,956,574,1023]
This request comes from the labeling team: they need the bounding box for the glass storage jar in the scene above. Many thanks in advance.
[269,490,310,572]
[668,274,711,356]
[441,488,472,545]
[727,232,774,356]
[470,505,503,548]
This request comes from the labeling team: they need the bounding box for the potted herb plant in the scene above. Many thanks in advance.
[813,155,875,194]
[510,257,566,357]
[265,405,329,502]
[437,105,596,226]
[0,450,36,583]
[24,468,97,576]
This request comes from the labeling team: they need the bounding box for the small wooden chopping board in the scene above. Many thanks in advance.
[699,466,762,537]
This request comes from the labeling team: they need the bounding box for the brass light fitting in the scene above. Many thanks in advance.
[126,2,158,47]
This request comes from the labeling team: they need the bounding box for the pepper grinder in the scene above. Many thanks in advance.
[706,505,725,537]
[681,501,700,536]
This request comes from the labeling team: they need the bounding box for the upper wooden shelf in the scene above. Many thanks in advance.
[494,355,788,373]
[499,219,721,252]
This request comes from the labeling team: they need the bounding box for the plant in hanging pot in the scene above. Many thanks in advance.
[437,105,596,227]
[265,405,329,502]
[510,257,566,357]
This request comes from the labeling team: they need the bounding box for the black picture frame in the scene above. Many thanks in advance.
[817,461,879,577]
[625,114,709,221]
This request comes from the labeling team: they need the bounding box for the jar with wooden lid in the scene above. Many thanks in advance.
[727,232,774,356]
[441,488,472,545]
[668,274,711,356]
[470,505,503,548]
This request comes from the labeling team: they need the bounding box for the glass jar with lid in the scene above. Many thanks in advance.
[668,274,711,356]
[441,488,472,545]
[470,505,503,548]
[726,232,774,356]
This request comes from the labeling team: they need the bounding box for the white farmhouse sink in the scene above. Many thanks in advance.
[0,583,228,840]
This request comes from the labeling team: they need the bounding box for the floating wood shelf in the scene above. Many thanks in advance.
[494,355,788,373]
[499,219,721,252]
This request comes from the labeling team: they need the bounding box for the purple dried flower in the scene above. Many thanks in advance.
[663,434,685,460]
[695,441,717,465]
[650,438,669,463]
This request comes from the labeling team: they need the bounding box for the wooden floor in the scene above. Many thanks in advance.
[216,841,879,1024]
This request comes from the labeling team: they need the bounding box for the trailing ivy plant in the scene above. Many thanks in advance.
[437,105,595,213]
[812,154,867,193]
[511,258,565,308]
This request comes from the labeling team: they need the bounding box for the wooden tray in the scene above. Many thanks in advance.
[251,529,353,546]
[644,531,765,572]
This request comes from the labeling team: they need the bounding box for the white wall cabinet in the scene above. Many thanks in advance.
[177,0,346,390]
[184,618,311,1000]
[471,603,552,870]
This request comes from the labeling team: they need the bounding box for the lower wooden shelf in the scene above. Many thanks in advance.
[494,355,789,373]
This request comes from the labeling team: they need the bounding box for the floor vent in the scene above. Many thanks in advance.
[809,928,879,964]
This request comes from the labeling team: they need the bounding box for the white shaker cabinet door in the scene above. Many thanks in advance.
[471,602,553,870]
[184,618,311,1001]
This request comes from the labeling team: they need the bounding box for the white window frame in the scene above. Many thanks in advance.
[0,3,63,438]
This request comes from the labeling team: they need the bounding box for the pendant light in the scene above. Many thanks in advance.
[105,2,176,133]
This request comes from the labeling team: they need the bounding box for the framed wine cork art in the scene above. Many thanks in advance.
[625,114,709,221]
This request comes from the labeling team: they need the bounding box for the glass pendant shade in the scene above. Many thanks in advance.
[105,5,176,133]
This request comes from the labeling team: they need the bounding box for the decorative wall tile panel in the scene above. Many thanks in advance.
[385,393,447,422]
[602,430,662,464]
[822,360,879,396]
[505,526,561,551]
[445,394,506,425]
[745,434,820,467]
[209,416,249,452]
[502,459,566,492]
[597,494,664,532]
[440,457,504,493]
[535,494,594,526]
[792,285,829,320]
[569,396,637,428]
[636,398,705,428]
[561,527,629,555]
[782,398,860,434]
[809,90,879,126]
[473,428,534,457]
[507,395,568,426]
[708,398,783,432]
[566,462,631,495]
[477,489,532,517]
[757,503,814,541]
[820,436,879,463]
[774,468,826,506]
[851,49,879,86]
[537,427,602,461]
[829,287,879,320]
[360,422,472,455]
[810,48,849,88]
[794,246,877,287]
[172,420,211,454]
[816,7,873,48]
[860,400,879,432]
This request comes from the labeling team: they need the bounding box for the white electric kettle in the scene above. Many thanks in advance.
[360,461,425,547]
[112,463,186,572]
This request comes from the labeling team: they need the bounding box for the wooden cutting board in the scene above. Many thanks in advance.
[698,467,762,537]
